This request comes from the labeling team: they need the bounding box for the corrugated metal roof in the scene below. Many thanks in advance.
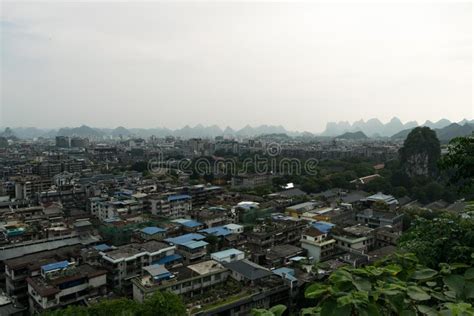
[41,260,69,272]
[141,227,166,235]
[164,233,205,245]
[167,195,191,202]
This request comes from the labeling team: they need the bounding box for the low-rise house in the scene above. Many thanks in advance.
[355,209,404,231]
[138,226,167,241]
[333,225,375,254]
[211,248,245,263]
[99,241,176,291]
[362,192,399,209]
[264,244,305,268]
[285,202,319,218]
[224,259,272,285]
[245,219,307,252]
[132,260,229,303]
[27,261,107,314]
[147,194,192,219]
[164,233,209,264]
[4,245,82,306]
[231,174,273,190]
[192,207,230,227]
[171,218,205,233]
[300,226,337,263]
[223,223,244,234]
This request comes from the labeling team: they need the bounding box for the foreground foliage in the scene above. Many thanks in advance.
[399,214,474,268]
[41,291,186,316]
[302,253,474,315]
[440,135,474,195]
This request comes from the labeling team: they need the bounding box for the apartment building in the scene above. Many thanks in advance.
[147,194,192,219]
[132,260,229,303]
[300,226,337,263]
[27,261,106,314]
[98,241,176,291]
[164,233,209,264]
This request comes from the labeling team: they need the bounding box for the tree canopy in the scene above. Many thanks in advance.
[440,135,474,194]
[398,214,474,269]
[41,291,186,316]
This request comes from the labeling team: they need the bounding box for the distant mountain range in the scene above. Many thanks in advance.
[323,117,445,137]
[2,118,473,140]
[2,124,306,140]
[392,122,474,142]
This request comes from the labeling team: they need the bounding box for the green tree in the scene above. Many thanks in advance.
[140,291,187,315]
[364,177,392,194]
[41,291,185,316]
[440,135,474,194]
[399,213,474,268]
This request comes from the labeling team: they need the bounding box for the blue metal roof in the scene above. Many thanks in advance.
[41,260,69,272]
[165,233,206,245]
[168,195,191,202]
[141,226,166,235]
[312,221,335,234]
[180,219,202,228]
[93,244,112,252]
[154,254,182,265]
[199,226,231,237]
[211,248,244,259]
[182,240,208,249]
[273,267,298,282]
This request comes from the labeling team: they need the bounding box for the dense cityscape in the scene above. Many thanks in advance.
[2,1,472,315]
[0,119,473,315]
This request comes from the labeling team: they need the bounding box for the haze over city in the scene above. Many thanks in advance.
[1,2,472,132]
[2,2,474,316]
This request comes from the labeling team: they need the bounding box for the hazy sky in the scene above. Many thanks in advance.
[1,1,472,132]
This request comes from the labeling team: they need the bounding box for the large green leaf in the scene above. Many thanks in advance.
[320,299,352,316]
[353,277,372,292]
[411,268,438,280]
[301,307,320,316]
[366,303,381,316]
[443,274,465,298]
[337,291,369,309]
[384,264,403,276]
[407,286,431,301]
[417,305,438,316]
[329,269,354,284]
[465,268,474,280]
[269,305,287,316]
[365,266,385,276]
[464,281,474,299]
[305,283,330,299]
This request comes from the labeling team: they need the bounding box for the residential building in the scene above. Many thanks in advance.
[27,261,107,314]
[355,209,404,230]
[211,249,245,263]
[147,194,192,219]
[300,226,337,263]
[98,241,176,291]
[132,260,229,303]
[164,233,208,264]
[333,225,375,254]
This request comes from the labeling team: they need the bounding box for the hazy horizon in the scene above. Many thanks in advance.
[1,2,472,132]
[0,116,473,134]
